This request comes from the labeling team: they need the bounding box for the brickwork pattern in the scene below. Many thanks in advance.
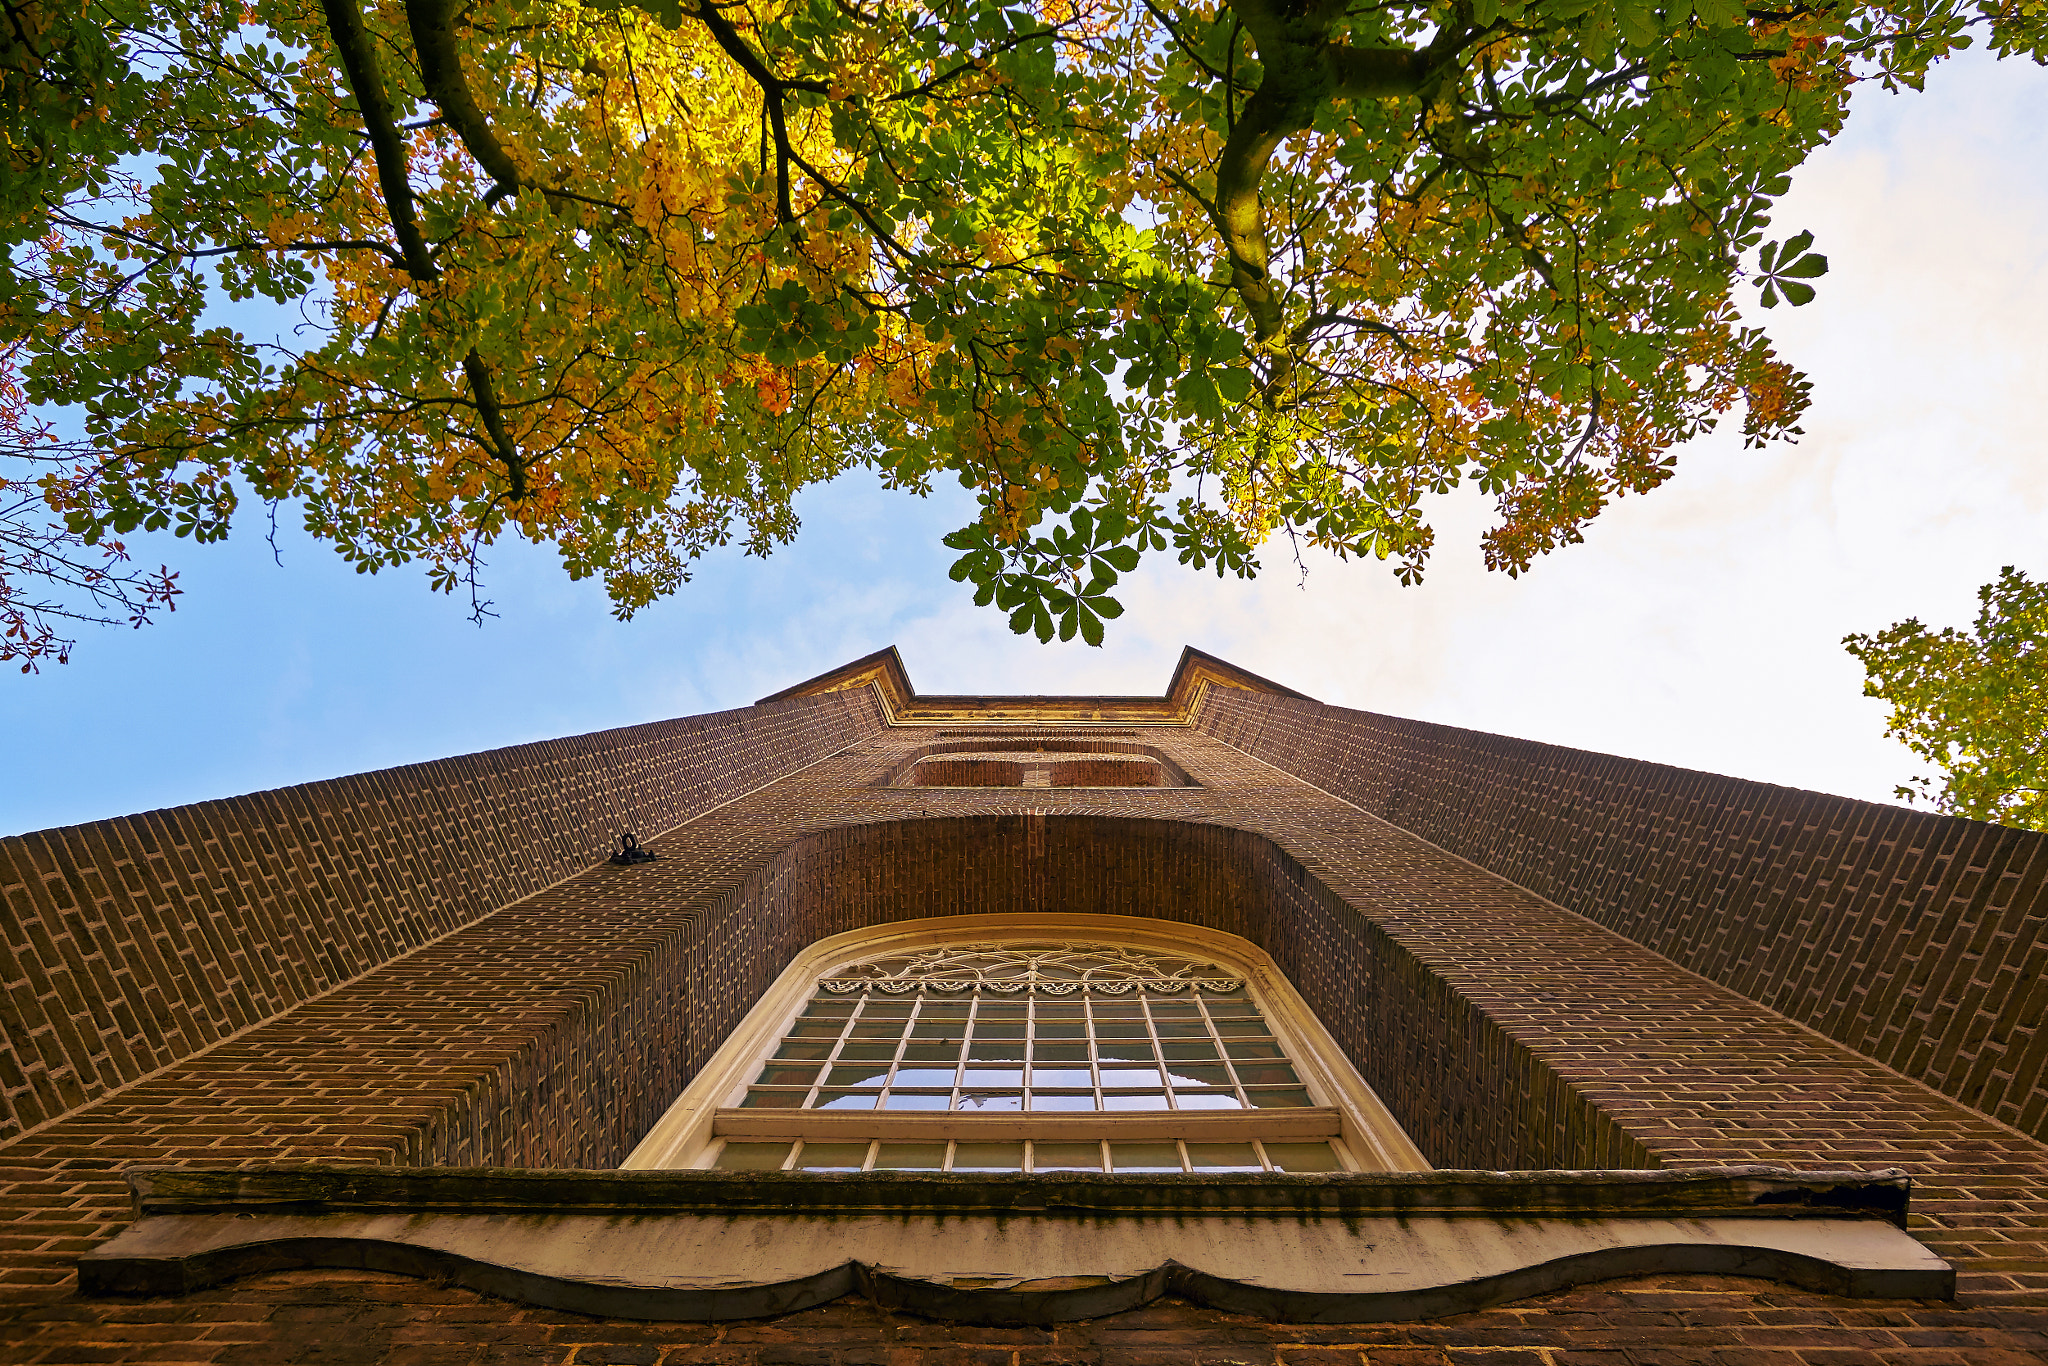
[6,1270,2047,1366]
[1193,687,2048,1144]
[0,689,884,1145]
[0,697,2045,1363]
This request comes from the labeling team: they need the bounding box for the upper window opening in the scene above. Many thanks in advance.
[886,741,1197,788]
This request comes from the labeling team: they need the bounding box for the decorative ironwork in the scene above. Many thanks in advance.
[822,941,1242,995]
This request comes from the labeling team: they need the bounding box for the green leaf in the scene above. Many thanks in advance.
[1079,602,1106,646]
[1757,233,1828,308]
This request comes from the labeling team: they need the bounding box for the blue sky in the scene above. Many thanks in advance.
[5,51,2045,837]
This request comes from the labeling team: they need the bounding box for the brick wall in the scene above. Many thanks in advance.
[0,689,884,1147]
[1194,686,2048,1144]
[2,704,2045,1363]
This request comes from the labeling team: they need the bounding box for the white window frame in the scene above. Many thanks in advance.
[623,913,1429,1173]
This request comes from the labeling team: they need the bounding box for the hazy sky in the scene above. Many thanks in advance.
[5,51,2044,837]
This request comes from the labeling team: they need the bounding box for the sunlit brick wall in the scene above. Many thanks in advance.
[1196,685,2048,1144]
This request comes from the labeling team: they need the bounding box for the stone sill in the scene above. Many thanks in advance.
[80,1164,1953,1324]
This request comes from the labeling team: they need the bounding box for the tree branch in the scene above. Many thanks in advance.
[686,1,827,223]
[462,348,526,499]
[406,0,526,197]
[318,0,438,280]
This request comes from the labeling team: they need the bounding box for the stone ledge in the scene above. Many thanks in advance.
[78,1165,1952,1323]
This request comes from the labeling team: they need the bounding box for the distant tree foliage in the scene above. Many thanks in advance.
[1846,567,2047,832]
[3,0,2045,664]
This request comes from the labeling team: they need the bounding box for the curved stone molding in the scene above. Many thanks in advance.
[79,1165,1952,1323]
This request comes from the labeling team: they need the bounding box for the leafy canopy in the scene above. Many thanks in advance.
[1846,567,2048,832]
[3,0,2044,664]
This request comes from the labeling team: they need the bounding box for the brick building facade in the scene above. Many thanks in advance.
[2,648,2044,1364]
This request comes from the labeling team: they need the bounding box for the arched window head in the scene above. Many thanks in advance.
[625,915,1427,1175]
[822,941,1244,995]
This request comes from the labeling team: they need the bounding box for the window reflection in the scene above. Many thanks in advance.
[743,978,1307,1115]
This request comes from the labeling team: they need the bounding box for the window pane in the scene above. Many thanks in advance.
[1151,1021,1208,1039]
[1035,1021,1087,1040]
[1091,1002,1142,1020]
[977,1002,1028,1021]
[1231,1064,1300,1087]
[837,1041,898,1062]
[890,1066,958,1087]
[796,1142,871,1171]
[1160,1041,1221,1061]
[962,1067,1024,1086]
[1244,1087,1315,1108]
[873,1143,948,1170]
[1146,1002,1200,1021]
[849,1021,909,1038]
[1095,1022,1150,1039]
[861,1000,914,1019]
[909,1023,963,1041]
[772,1040,833,1061]
[1030,1066,1093,1087]
[715,1142,792,1170]
[1096,1040,1156,1063]
[1103,1092,1169,1111]
[919,1002,971,1021]
[756,1065,823,1087]
[969,1038,1026,1061]
[1035,999,1086,1020]
[956,1092,1023,1112]
[1186,1142,1261,1171]
[1100,1067,1161,1088]
[814,1090,879,1110]
[824,1064,890,1088]
[878,1090,950,1110]
[1108,1142,1182,1173]
[953,1142,1025,1172]
[1215,1019,1272,1036]
[790,1021,845,1039]
[1031,1142,1103,1171]
[1028,1091,1096,1110]
[739,1089,807,1108]
[801,1000,855,1019]
[1173,1092,1244,1110]
[1264,1142,1342,1172]
[901,1043,960,1063]
[1033,1043,1088,1064]
[1225,1040,1287,1060]
[1161,1064,1231,1087]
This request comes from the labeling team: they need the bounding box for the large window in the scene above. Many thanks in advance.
[624,917,1426,1175]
